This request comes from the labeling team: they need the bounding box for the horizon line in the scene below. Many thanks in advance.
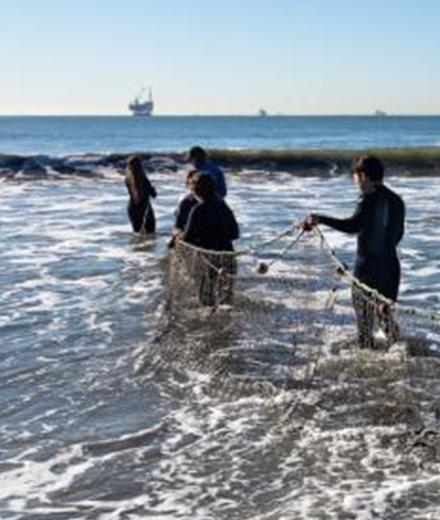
[1,113,440,118]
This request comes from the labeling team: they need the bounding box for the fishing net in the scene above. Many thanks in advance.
[149,229,333,398]
[147,225,440,431]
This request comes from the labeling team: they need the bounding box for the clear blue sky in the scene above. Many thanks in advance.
[1,0,439,115]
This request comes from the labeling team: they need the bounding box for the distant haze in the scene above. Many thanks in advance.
[1,0,439,116]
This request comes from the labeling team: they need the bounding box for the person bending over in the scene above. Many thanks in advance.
[125,155,157,234]
[182,174,239,305]
[304,155,405,349]
[187,145,227,198]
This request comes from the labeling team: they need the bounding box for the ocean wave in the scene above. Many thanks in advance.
[1,147,440,180]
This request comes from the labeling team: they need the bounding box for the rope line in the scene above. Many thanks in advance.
[176,222,299,258]
[313,226,440,324]
[173,220,440,324]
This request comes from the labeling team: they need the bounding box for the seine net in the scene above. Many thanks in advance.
[155,230,334,398]
[146,226,440,430]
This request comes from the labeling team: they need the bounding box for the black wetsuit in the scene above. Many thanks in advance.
[182,197,239,305]
[126,178,157,233]
[174,192,199,232]
[183,197,239,251]
[318,184,405,300]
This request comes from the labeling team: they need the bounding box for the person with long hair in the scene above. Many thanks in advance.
[125,155,157,234]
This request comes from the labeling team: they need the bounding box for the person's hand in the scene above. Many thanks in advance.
[301,214,319,232]
[168,230,183,249]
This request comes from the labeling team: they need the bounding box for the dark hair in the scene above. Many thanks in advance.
[352,155,384,182]
[194,173,216,200]
[126,155,148,204]
[188,146,207,164]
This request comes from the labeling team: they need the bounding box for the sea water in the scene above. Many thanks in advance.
[1,117,440,519]
[1,115,440,155]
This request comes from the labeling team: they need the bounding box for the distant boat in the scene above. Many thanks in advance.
[258,108,268,117]
[373,109,387,117]
[129,87,154,116]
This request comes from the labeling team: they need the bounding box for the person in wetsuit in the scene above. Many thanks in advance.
[182,174,239,305]
[125,155,157,234]
[168,169,200,248]
[304,155,405,349]
[187,146,227,198]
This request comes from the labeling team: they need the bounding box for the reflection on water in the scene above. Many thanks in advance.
[1,171,440,519]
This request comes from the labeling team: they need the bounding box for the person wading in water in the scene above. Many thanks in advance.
[125,155,157,234]
[182,174,239,305]
[187,146,227,199]
[303,155,405,349]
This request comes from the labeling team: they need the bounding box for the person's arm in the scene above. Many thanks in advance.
[227,207,239,240]
[396,198,405,244]
[316,199,365,234]
[174,199,188,232]
[215,168,227,198]
[144,177,157,198]
[182,206,200,245]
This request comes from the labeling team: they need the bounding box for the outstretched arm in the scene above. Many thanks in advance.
[305,198,366,234]
[317,210,362,234]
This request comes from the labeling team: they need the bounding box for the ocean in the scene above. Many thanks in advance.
[1,115,440,155]
[1,116,440,519]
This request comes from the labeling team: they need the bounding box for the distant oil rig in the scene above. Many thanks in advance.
[129,87,154,116]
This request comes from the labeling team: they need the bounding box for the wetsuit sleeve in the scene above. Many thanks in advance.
[216,169,227,198]
[318,199,366,234]
[144,177,157,198]
[175,199,191,231]
[182,206,200,245]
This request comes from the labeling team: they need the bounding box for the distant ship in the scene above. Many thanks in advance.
[258,108,268,117]
[129,87,154,116]
[373,109,387,117]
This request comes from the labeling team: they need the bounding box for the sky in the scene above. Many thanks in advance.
[0,0,439,115]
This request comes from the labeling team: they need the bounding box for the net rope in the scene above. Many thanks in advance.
[141,223,440,434]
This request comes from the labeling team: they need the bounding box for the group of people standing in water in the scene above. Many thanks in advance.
[125,145,238,250]
[124,147,405,351]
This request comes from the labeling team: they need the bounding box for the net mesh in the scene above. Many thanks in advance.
[147,227,440,431]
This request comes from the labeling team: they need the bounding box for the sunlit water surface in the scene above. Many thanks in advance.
[1,169,440,520]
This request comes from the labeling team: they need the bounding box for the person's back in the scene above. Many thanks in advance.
[199,162,227,198]
[354,184,404,260]
[181,173,239,306]
[187,145,227,198]
[184,197,239,251]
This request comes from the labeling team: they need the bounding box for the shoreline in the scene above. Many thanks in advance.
[2,147,440,178]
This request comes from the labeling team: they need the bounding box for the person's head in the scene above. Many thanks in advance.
[187,146,207,168]
[351,155,384,193]
[194,173,216,201]
[126,155,147,203]
[186,169,200,192]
